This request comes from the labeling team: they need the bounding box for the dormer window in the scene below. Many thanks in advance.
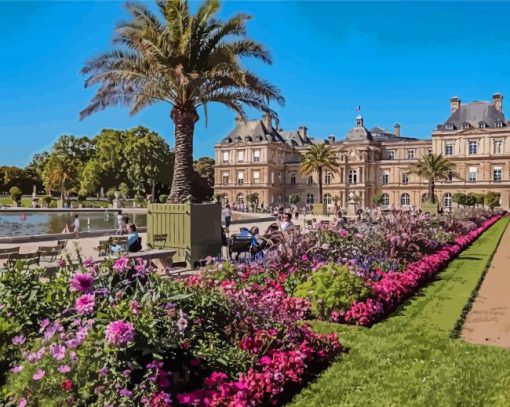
[479,122,487,129]
[495,121,504,128]
[462,123,470,130]
[445,123,454,131]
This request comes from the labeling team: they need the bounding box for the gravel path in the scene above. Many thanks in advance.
[462,220,510,348]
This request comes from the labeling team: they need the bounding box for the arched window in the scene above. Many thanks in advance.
[401,193,410,206]
[324,171,332,184]
[324,193,332,206]
[381,193,390,206]
[307,176,313,185]
[348,169,357,184]
[236,193,244,205]
[306,193,314,204]
[402,173,409,185]
[421,193,428,203]
[443,193,452,208]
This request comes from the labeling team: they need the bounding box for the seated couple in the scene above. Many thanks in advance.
[238,226,267,253]
[111,224,142,253]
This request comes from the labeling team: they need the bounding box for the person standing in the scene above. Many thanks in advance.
[117,211,124,234]
[73,214,80,238]
[223,204,232,230]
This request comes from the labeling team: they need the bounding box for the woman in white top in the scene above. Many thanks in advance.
[280,213,294,232]
[73,215,80,238]
[223,204,232,228]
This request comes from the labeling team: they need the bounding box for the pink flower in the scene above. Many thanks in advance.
[75,294,95,315]
[50,343,66,360]
[113,257,130,273]
[10,365,23,373]
[105,320,135,346]
[11,335,26,346]
[19,399,27,407]
[33,369,45,381]
[58,365,71,373]
[70,272,94,293]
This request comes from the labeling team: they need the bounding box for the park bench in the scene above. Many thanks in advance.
[228,235,252,261]
[7,252,40,270]
[0,246,20,271]
[38,245,63,263]
[150,234,168,249]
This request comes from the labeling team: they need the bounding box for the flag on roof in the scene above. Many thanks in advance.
[355,105,361,111]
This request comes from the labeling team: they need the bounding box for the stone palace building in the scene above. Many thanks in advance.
[213,94,510,210]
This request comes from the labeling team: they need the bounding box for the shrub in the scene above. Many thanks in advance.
[118,183,130,198]
[158,194,168,203]
[294,263,372,319]
[485,192,500,209]
[39,195,52,207]
[9,187,22,203]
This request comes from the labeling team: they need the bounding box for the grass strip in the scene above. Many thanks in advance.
[290,218,510,407]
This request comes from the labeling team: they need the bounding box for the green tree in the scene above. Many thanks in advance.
[452,192,466,207]
[408,154,456,204]
[485,192,501,209]
[81,0,283,202]
[288,194,300,206]
[300,143,340,204]
[194,157,215,187]
[246,192,259,208]
[372,193,385,206]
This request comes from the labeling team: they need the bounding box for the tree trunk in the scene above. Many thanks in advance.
[318,167,323,204]
[151,181,156,203]
[428,179,435,204]
[169,106,199,203]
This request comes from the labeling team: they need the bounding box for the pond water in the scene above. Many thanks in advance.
[0,211,147,237]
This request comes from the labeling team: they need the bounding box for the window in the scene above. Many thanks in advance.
[222,151,229,164]
[495,121,504,128]
[428,148,433,154]
[253,149,261,162]
[222,172,229,185]
[443,193,452,208]
[236,193,244,205]
[463,123,470,130]
[381,193,390,206]
[237,150,245,162]
[401,193,410,206]
[253,170,260,184]
[493,167,502,182]
[348,169,358,184]
[445,124,454,131]
[407,149,415,160]
[447,171,454,182]
[387,150,395,160]
[479,122,487,129]
[494,140,503,154]
[290,173,296,185]
[382,171,389,185]
[402,173,409,185]
[307,176,313,185]
[278,172,282,183]
[237,171,244,184]
[468,167,477,182]
[445,143,454,156]
[271,172,275,184]
[468,140,478,155]
[325,171,332,184]
[306,193,314,204]
[324,193,332,206]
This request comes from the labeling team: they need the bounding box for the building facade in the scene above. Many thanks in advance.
[214,94,510,210]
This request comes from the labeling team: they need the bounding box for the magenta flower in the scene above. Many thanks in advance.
[113,257,130,273]
[105,320,135,346]
[33,369,45,381]
[10,365,23,373]
[58,365,71,373]
[19,399,27,407]
[11,335,26,346]
[70,272,94,293]
[57,258,66,268]
[50,343,66,360]
[75,294,95,315]
[82,257,95,268]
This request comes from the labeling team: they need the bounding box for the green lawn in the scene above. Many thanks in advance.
[291,218,510,407]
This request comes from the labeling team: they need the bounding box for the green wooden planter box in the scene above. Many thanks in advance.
[421,201,438,214]
[147,203,222,267]
[312,203,327,215]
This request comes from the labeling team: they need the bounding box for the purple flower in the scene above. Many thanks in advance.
[177,311,188,333]
[119,388,133,398]
[75,294,95,315]
[32,369,45,381]
[11,335,26,346]
[39,318,50,333]
[113,257,130,273]
[82,257,95,268]
[57,258,66,268]
[105,320,135,346]
[10,365,23,373]
[70,272,94,293]
[50,343,66,360]
[58,365,71,373]
[99,367,109,376]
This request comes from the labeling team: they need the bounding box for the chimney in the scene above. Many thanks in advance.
[394,123,401,137]
[450,96,461,114]
[262,112,272,130]
[298,126,308,138]
[328,135,336,144]
[493,93,503,113]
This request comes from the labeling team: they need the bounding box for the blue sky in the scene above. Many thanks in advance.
[2,1,510,166]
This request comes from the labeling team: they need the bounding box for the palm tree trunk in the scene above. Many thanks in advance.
[169,106,199,203]
[429,179,435,204]
[318,167,323,204]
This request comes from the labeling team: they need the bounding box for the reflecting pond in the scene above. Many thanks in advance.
[0,211,147,237]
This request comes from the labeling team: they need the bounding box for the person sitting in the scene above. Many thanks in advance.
[127,224,142,252]
[249,226,267,253]
[280,213,295,232]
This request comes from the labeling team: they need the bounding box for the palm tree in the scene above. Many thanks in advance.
[300,143,340,204]
[80,0,283,202]
[408,153,456,204]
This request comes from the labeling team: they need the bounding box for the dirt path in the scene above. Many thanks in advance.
[462,220,510,348]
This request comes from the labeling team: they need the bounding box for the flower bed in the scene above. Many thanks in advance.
[0,255,340,406]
